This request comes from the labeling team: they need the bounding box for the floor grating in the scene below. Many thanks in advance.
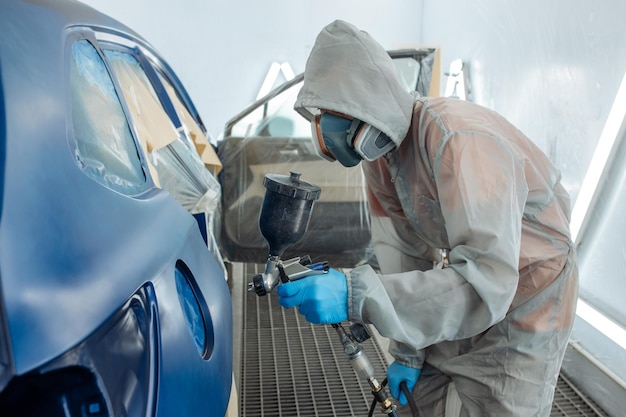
[237,263,611,416]
[551,373,610,416]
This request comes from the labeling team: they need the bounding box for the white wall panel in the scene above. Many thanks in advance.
[421,1,626,205]
[420,2,626,410]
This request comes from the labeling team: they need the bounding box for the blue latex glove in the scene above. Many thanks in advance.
[277,268,348,324]
[387,361,421,406]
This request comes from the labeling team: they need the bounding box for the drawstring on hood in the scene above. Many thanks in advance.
[294,20,415,146]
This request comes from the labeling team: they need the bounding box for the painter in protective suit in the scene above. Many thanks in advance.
[277,20,579,417]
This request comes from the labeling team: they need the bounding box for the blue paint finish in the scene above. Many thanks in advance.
[0,1,232,415]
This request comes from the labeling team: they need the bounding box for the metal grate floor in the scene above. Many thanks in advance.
[236,263,611,417]
[552,374,610,416]
[238,264,389,417]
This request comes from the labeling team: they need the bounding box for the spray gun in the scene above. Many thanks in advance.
[248,171,399,417]
[247,171,325,296]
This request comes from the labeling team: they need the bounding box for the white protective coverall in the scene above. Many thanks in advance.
[294,20,578,416]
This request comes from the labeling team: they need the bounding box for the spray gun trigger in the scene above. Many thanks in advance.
[278,263,289,284]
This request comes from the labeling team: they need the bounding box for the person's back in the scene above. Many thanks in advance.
[362,95,578,415]
[385,95,574,307]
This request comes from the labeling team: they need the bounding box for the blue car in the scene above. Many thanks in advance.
[0,1,233,416]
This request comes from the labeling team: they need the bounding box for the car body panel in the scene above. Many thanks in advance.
[0,1,232,415]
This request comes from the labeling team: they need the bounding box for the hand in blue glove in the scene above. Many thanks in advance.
[277,268,348,324]
[387,361,421,406]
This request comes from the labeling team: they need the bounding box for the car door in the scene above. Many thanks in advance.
[217,48,439,267]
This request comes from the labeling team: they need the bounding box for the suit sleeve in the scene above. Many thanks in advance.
[350,131,527,359]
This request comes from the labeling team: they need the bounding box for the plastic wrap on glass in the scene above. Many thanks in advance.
[217,78,369,267]
[150,138,220,214]
[217,48,439,267]
[151,139,226,279]
[157,72,223,175]
[70,40,146,193]
[219,139,372,267]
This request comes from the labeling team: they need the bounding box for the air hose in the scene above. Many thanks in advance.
[368,380,420,417]
[332,324,398,416]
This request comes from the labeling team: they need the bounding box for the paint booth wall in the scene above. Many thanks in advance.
[420,2,626,413]
[422,1,625,206]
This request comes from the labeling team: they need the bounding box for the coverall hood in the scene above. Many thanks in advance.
[294,20,415,146]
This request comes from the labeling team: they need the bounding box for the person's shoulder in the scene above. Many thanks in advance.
[418,97,504,121]
[421,96,475,109]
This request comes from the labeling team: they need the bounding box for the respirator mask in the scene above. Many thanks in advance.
[311,110,395,167]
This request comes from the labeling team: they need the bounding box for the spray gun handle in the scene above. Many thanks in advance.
[248,255,329,296]
[278,256,329,283]
[350,323,371,343]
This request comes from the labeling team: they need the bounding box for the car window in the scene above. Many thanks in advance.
[103,48,179,184]
[229,81,311,139]
[69,39,146,192]
[156,71,222,175]
[156,72,205,141]
[394,57,421,92]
